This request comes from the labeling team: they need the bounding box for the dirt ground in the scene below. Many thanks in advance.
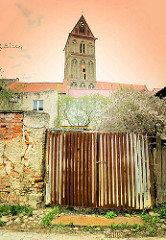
[0,206,165,239]
[52,215,143,226]
[0,230,166,240]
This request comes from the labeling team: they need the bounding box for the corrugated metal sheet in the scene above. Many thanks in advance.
[45,132,154,209]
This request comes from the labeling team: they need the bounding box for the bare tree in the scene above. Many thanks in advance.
[92,87,166,136]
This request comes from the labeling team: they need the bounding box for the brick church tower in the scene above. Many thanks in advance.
[64,15,97,89]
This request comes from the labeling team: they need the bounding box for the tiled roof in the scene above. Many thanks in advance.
[6,80,148,94]
[68,89,112,98]
[97,81,147,90]
[7,82,68,93]
[152,88,162,93]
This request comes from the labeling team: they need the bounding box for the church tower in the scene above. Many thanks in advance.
[64,15,97,89]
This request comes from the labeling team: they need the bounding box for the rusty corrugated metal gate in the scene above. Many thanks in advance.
[45,132,154,209]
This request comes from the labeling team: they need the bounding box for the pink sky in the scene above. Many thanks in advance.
[1,0,166,90]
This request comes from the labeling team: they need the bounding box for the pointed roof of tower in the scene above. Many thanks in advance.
[64,15,96,50]
[71,15,95,38]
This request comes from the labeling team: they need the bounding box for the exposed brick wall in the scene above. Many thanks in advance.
[0,111,49,208]
[0,112,23,140]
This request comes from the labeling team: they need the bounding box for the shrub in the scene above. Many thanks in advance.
[105,211,117,219]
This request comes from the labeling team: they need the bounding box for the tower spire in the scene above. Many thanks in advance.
[64,16,96,89]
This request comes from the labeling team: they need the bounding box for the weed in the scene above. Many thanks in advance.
[154,204,166,219]
[148,227,156,234]
[131,223,145,232]
[28,210,33,217]
[99,225,104,231]
[0,205,10,217]
[120,222,130,230]
[110,222,120,230]
[84,224,95,232]
[69,221,75,228]
[139,210,148,216]
[0,220,4,226]
[105,211,117,219]
[142,213,151,222]
[64,206,74,215]
[150,217,160,226]
[132,223,138,229]
[41,206,61,228]
[125,214,131,217]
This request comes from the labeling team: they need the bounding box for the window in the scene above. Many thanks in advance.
[83,68,86,72]
[84,74,86,80]
[89,83,94,89]
[33,100,43,111]
[79,26,85,34]
[80,83,86,88]
[80,44,82,53]
[80,43,85,53]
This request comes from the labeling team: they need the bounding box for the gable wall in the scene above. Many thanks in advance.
[20,90,58,128]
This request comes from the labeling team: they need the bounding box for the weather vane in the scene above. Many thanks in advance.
[81,10,84,15]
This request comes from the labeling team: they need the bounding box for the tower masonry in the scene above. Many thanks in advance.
[64,15,97,89]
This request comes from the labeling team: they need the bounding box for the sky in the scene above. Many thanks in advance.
[1,0,166,90]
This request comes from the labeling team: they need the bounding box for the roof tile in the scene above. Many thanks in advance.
[7,82,68,93]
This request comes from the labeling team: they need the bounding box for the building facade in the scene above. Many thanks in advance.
[64,15,97,89]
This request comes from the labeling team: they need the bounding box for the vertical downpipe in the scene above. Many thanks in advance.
[96,132,99,207]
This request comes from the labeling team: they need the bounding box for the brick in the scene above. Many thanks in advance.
[23,168,30,172]
[15,114,23,118]
[34,178,43,183]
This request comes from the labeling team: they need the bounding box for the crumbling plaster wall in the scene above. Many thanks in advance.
[0,111,49,208]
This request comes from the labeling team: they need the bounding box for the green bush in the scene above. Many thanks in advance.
[105,211,117,219]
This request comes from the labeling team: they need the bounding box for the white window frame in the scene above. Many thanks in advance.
[33,100,43,111]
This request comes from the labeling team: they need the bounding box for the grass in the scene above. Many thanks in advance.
[41,206,61,228]
[84,224,95,233]
[69,221,75,228]
[0,204,33,218]
[154,204,166,219]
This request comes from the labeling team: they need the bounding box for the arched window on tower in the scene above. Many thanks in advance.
[80,43,85,54]
[80,82,86,88]
[88,83,95,89]
[80,60,86,80]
